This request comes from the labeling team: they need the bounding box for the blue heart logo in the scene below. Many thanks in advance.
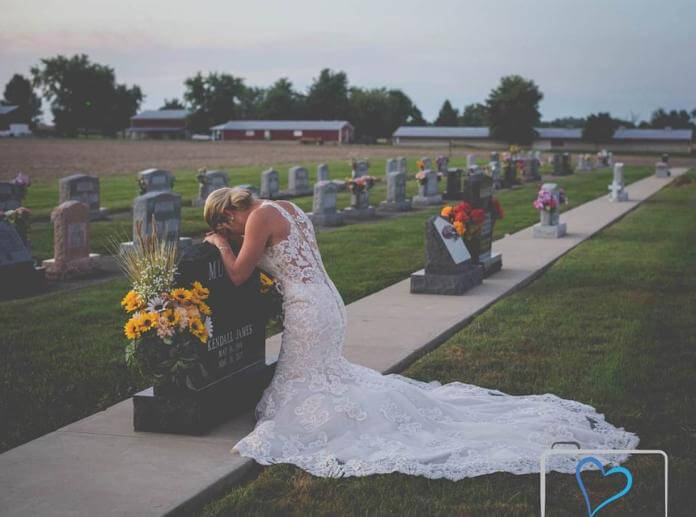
[575,456,633,516]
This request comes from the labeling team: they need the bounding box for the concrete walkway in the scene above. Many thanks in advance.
[0,168,688,517]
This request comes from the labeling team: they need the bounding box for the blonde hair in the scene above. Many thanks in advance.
[203,187,256,229]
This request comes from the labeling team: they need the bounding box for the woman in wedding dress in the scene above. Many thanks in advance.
[203,187,639,480]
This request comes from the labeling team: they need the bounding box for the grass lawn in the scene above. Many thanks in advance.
[0,164,652,454]
[199,172,696,516]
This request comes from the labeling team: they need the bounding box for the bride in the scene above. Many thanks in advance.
[203,187,639,479]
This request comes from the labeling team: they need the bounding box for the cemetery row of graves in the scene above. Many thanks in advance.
[0,145,664,453]
[199,170,696,516]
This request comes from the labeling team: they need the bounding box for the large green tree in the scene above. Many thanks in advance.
[649,108,692,129]
[305,69,350,120]
[582,112,617,144]
[458,102,488,126]
[348,88,425,142]
[486,75,543,145]
[183,72,250,133]
[31,54,142,136]
[434,100,458,126]
[2,74,42,127]
[160,98,185,109]
[259,78,304,120]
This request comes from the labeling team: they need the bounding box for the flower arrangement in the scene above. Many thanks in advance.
[346,175,376,193]
[113,221,213,391]
[416,159,425,171]
[11,172,31,201]
[415,171,443,185]
[439,202,487,240]
[435,156,448,171]
[1,206,31,246]
[532,188,567,212]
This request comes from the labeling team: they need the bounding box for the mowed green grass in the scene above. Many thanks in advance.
[199,173,696,516]
[0,164,652,454]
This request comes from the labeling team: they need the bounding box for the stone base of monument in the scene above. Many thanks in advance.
[608,190,629,202]
[331,180,347,192]
[533,222,567,238]
[0,263,46,299]
[119,237,193,255]
[279,189,313,199]
[442,192,465,201]
[479,252,503,277]
[89,208,110,221]
[410,266,484,295]
[412,194,443,207]
[133,361,275,435]
[42,253,103,281]
[342,206,376,219]
[378,199,412,212]
[308,211,344,227]
[655,168,671,178]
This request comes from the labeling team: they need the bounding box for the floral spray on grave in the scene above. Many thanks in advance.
[114,219,214,393]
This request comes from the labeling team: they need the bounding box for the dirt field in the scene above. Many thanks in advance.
[1,138,693,181]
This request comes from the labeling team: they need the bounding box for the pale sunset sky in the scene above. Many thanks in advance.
[1,0,694,123]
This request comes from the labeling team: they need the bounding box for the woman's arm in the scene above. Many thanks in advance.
[206,208,273,286]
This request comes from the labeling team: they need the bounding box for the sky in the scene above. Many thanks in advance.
[1,0,695,124]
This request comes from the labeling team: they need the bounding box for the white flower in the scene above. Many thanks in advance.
[146,296,166,313]
[204,317,214,337]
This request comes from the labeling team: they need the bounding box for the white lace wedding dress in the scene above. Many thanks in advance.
[231,200,639,479]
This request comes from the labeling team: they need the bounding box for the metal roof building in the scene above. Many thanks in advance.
[211,120,354,143]
[128,109,191,140]
[392,125,693,153]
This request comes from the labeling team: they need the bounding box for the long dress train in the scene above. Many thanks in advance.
[232,200,639,479]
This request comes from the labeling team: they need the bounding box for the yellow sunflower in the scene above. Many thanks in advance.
[196,301,212,316]
[137,311,159,332]
[171,288,192,304]
[191,281,209,301]
[121,290,143,313]
[259,272,274,294]
[124,317,141,340]
[189,317,208,343]
[161,308,181,327]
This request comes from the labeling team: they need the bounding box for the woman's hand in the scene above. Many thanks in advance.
[204,231,229,250]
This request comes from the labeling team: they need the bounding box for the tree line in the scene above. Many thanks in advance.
[3,53,695,144]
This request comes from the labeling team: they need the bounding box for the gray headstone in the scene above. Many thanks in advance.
[313,181,338,215]
[59,174,101,216]
[0,182,20,211]
[421,170,439,197]
[385,158,398,175]
[288,166,311,196]
[260,169,280,199]
[397,157,407,174]
[352,159,369,178]
[196,170,229,204]
[138,169,174,193]
[466,154,477,170]
[0,220,32,267]
[608,163,628,202]
[317,163,329,182]
[436,156,449,173]
[420,157,432,170]
[655,162,671,178]
[387,170,407,203]
[133,191,182,244]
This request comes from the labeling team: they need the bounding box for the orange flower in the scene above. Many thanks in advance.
[440,206,453,218]
[453,221,466,236]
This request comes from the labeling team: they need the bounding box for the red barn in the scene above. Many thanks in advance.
[128,109,190,139]
[210,120,354,143]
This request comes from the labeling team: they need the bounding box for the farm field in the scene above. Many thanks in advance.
[1,138,692,181]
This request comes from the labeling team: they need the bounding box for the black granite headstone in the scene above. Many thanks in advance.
[462,173,502,276]
[0,220,43,298]
[443,168,464,200]
[411,216,484,295]
[132,242,274,434]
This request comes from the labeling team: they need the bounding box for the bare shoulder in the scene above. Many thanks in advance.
[275,200,301,216]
